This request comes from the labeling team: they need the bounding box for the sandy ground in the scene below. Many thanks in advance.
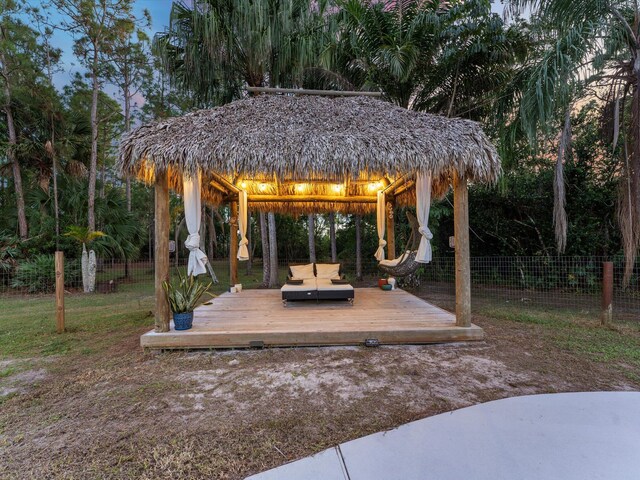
[0,314,638,480]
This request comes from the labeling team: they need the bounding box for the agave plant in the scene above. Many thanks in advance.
[163,270,212,314]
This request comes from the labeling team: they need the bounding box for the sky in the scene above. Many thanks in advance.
[30,0,505,104]
[32,0,174,96]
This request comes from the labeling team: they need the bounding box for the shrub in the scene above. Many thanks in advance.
[11,255,81,293]
[0,235,21,286]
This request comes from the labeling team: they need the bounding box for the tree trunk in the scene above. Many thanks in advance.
[81,243,89,293]
[260,211,270,286]
[174,216,185,267]
[246,210,252,275]
[100,161,106,199]
[87,48,100,232]
[10,150,27,239]
[355,215,362,280]
[88,249,97,293]
[123,70,132,275]
[268,212,278,287]
[208,207,216,259]
[1,47,27,239]
[51,145,60,244]
[230,201,239,286]
[124,78,132,212]
[44,31,58,245]
[620,61,640,286]
[308,214,316,263]
[329,213,337,263]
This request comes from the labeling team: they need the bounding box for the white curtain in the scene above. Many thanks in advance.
[183,171,209,276]
[374,190,386,261]
[416,171,433,263]
[237,190,249,261]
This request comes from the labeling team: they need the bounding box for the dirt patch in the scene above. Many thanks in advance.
[0,315,638,479]
[0,359,49,399]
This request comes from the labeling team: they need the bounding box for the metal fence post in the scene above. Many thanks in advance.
[55,251,65,333]
[601,261,613,326]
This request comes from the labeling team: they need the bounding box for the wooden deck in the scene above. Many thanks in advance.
[140,288,484,349]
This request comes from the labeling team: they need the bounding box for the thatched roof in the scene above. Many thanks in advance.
[118,94,500,214]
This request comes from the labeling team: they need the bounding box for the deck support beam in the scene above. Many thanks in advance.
[454,172,471,327]
[154,170,171,333]
[230,200,239,286]
[386,198,396,260]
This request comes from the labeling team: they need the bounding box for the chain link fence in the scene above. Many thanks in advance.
[1,253,638,323]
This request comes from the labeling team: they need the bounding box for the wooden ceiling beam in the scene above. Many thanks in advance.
[381,173,414,196]
[209,172,240,195]
[247,194,377,204]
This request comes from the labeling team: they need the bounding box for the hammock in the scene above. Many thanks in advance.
[378,211,422,277]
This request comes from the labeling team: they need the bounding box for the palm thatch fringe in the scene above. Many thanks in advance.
[119,95,500,214]
[246,201,376,216]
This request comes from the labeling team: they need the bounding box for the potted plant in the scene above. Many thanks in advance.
[162,271,212,330]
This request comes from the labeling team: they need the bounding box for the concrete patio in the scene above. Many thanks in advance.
[247,392,640,480]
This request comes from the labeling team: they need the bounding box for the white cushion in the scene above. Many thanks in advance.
[315,278,353,291]
[315,263,340,279]
[289,264,315,280]
[281,279,317,292]
[379,252,408,267]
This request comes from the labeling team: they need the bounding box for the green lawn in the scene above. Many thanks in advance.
[0,261,290,359]
[477,304,640,382]
[2,260,639,372]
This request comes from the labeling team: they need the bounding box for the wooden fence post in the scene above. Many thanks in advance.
[601,261,613,326]
[55,251,65,333]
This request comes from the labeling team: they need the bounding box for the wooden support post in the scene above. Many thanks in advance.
[601,261,613,326]
[55,251,65,333]
[386,200,396,260]
[230,201,239,287]
[454,173,471,327]
[154,170,171,333]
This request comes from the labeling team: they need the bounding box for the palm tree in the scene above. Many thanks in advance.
[507,0,640,285]
[64,225,106,293]
[154,0,331,286]
[322,0,526,115]
[154,0,330,103]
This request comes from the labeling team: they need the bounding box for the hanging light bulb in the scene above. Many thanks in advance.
[368,181,383,191]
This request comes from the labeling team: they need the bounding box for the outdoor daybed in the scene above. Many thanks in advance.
[281,263,355,305]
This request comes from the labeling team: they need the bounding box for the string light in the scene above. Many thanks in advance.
[367,181,383,191]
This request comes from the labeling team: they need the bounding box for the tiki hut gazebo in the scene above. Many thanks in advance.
[118,90,500,348]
